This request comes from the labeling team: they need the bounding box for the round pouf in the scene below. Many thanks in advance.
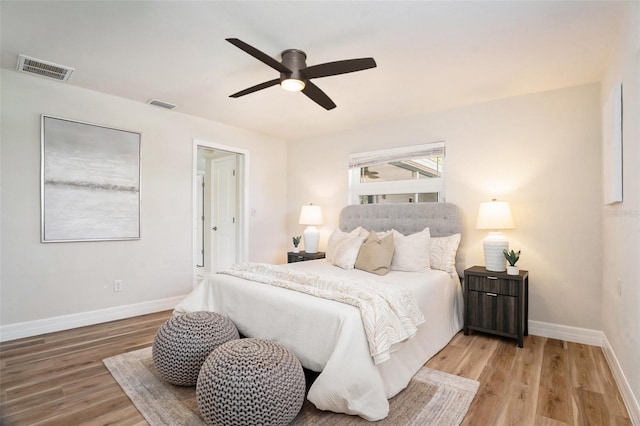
[196,338,306,426]
[152,311,239,386]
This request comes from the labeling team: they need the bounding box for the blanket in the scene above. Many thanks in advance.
[220,263,425,364]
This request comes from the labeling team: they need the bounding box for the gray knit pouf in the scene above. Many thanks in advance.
[152,311,239,386]
[196,338,306,426]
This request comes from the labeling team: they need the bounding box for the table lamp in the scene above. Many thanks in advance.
[476,199,514,272]
[299,204,323,254]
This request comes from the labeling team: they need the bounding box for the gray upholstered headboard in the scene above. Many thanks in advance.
[339,203,465,278]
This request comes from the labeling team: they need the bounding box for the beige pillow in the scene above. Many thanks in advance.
[389,227,431,272]
[355,231,395,275]
[430,233,461,275]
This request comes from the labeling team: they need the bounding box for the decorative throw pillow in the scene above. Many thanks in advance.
[389,227,431,272]
[332,234,367,270]
[355,231,395,276]
[430,233,461,275]
[327,227,367,269]
[326,227,363,262]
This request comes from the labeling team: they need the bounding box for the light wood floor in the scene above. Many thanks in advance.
[0,310,631,425]
[425,332,631,425]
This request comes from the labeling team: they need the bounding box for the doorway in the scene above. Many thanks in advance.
[193,140,248,284]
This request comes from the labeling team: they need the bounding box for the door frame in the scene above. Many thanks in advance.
[192,139,249,287]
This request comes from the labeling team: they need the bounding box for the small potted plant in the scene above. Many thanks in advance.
[503,249,521,275]
[292,236,302,253]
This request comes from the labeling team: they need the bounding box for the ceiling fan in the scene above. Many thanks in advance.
[226,38,377,110]
[361,167,380,179]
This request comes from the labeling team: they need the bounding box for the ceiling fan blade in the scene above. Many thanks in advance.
[301,58,377,79]
[226,38,291,74]
[230,78,280,98]
[302,81,336,110]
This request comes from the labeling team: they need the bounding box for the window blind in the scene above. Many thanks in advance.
[348,143,445,169]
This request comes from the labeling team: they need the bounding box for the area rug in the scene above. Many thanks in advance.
[104,347,478,425]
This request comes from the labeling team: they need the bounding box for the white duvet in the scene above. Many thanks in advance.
[220,262,426,364]
[174,260,463,421]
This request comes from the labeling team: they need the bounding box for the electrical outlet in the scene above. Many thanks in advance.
[114,280,123,292]
[617,278,622,296]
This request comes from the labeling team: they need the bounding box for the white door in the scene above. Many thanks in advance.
[194,140,247,286]
[211,156,237,272]
[196,173,205,267]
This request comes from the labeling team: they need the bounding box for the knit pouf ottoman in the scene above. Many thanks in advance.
[152,311,239,386]
[196,338,306,426]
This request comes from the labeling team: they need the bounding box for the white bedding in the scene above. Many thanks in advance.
[174,260,463,421]
[220,262,426,364]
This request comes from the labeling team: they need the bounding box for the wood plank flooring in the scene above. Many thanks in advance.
[425,332,631,425]
[0,311,631,425]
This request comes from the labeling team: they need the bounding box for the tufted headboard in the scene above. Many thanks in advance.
[339,202,465,278]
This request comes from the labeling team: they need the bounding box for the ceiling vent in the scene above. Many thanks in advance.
[17,54,74,82]
[148,99,177,110]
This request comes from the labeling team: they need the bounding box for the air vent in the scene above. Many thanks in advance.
[148,99,177,110]
[17,54,74,82]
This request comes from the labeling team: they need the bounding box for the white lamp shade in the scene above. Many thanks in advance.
[299,205,323,225]
[476,201,514,230]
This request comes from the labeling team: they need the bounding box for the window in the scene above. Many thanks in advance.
[348,142,445,204]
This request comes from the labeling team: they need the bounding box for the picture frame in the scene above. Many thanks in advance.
[41,115,141,242]
[602,83,623,205]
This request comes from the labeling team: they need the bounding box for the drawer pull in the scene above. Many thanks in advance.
[487,276,498,280]
[486,292,498,297]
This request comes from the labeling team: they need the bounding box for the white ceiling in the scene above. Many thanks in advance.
[0,1,629,141]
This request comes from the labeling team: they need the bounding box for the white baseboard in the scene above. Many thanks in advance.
[0,295,187,343]
[529,320,640,423]
[601,334,640,425]
[528,320,605,346]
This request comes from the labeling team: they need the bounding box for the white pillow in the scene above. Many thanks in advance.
[325,226,368,263]
[332,234,367,270]
[389,227,431,272]
[376,230,392,239]
[430,233,461,275]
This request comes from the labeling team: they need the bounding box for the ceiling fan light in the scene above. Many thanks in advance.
[281,78,305,92]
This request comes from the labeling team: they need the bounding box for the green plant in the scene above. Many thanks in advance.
[292,235,302,247]
[503,249,521,266]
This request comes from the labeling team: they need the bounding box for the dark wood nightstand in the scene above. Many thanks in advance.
[287,251,326,263]
[463,265,529,347]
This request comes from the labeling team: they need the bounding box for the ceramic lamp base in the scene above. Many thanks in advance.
[483,232,508,272]
[303,226,319,254]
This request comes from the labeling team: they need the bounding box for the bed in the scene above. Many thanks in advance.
[174,202,465,421]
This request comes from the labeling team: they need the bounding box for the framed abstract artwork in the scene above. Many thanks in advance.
[41,115,141,242]
[602,84,623,205]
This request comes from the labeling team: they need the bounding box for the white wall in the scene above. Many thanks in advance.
[0,70,288,326]
[601,1,640,412]
[288,83,603,330]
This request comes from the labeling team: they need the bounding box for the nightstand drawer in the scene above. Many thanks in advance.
[467,274,520,297]
[289,253,305,263]
[467,291,518,335]
[287,251,325,263]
